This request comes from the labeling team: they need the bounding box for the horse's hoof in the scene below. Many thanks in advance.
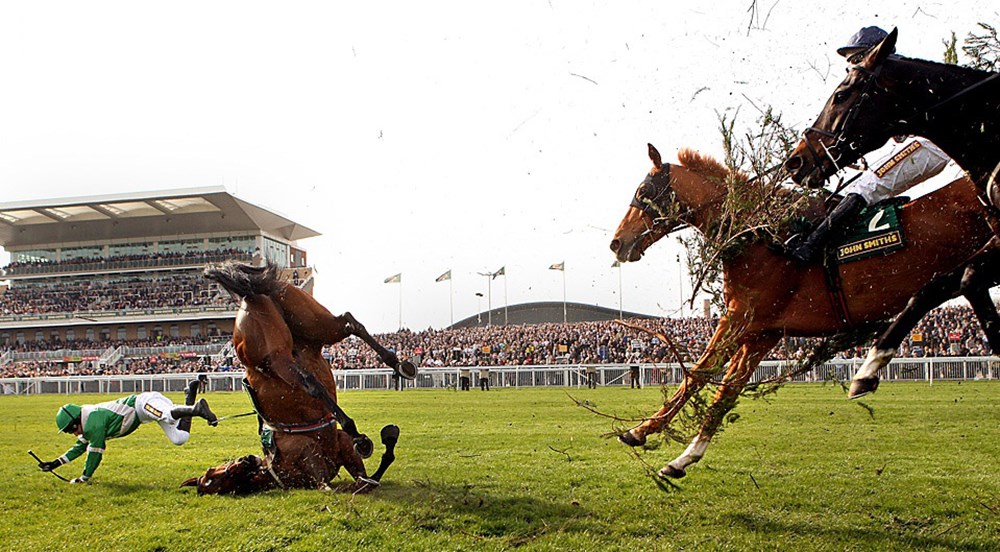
[848,377,879,399]
[658,464,687,479]
[618,431,646,447]
[380,424,400,447]
[396,361,418,380]
[354,435,374,459]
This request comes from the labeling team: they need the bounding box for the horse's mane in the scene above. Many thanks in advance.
[890,54,997,79]
[677,148,750,184]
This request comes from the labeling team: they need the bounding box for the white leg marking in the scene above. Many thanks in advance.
[856,347,895,380]
[668,434,711,471]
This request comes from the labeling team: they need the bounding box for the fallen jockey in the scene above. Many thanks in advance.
[37,391,217,484]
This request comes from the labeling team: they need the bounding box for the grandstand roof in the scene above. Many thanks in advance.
[0,186,320,249]
[450,301,659,329]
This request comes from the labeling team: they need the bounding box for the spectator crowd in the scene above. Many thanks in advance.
[0,298,994,379]
[1,248,251,276]
[1,273,230,317]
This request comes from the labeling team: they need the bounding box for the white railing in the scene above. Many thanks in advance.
[1,356,996,396]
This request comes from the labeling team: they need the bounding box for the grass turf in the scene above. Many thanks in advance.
[1,381,998,551]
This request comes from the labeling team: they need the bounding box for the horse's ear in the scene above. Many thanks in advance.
[648,143,663,169]
[865,27,897,67]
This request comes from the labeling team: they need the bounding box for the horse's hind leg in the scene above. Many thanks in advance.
[960,246,1000,352]
[341,312,417,380]
[853,268,963,398]
[661,336,777,478]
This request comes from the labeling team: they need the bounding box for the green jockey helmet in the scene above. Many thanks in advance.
[56,404,82,432]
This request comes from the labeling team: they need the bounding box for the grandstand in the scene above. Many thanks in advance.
[0,187,318,376]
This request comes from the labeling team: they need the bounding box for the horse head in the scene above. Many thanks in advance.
[784,28,903,187]
[611,144,731,263]
[180,455,275,495]
[610,144,683,262]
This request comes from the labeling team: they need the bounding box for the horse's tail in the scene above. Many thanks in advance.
[204,262,256,299]
[204,260,283,298]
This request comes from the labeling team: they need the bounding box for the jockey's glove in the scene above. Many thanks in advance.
[38,459,63,472]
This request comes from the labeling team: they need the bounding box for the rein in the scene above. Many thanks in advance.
[925,72,1000,117]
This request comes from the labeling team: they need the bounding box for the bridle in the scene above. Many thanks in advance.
[630,165,690,239]
[799,64,900,179]
[798,59,999,185]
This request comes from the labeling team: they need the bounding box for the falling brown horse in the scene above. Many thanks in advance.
[782,27,1000,396]
[183,262,403,493]
[609,144,997,478]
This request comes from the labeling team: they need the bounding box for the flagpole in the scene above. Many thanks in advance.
[449,277,454,327]
[398,277,403,330]
[562,265,567,324]
[503,274,508,326]
[677,254,684,317]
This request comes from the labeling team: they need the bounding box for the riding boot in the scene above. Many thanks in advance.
[171,398,219,427]
[789,193,868,263]
[185,379,200,406]
[177,379,202,433]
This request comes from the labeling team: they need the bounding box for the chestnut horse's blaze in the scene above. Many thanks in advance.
[609,144,996,478]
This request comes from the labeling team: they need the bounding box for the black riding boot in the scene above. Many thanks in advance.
[178,379,201,433]
[171,398,218,427]
[789,193,868,263]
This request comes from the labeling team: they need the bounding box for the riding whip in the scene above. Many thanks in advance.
[28,450,70,482]
[214,411,257,423]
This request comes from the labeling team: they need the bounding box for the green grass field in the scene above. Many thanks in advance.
[2,382,998,551]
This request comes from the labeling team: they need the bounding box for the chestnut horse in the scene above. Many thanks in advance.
[782,28,1000,396]
[609,144,996,478]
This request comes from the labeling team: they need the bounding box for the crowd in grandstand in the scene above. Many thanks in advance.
[0,273,228,316]
[1,248,250,275]
[1,305,992,378]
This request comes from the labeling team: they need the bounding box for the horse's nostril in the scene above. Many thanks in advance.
[784,156,802,172]
[609,239,621,253]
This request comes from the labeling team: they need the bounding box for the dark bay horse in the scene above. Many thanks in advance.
[609,144,996,478]
[217,262,417,381]
[782,28,1000,396]
[186,263,401,492]
[783,28,1000,192]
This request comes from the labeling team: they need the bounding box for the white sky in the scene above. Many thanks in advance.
[0,1,995,333]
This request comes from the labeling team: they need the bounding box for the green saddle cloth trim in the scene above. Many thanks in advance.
[835,200,906,264]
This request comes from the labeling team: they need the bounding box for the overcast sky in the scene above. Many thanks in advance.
[0,1,994,333]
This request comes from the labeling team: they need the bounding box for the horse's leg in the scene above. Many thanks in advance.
[959,246,1000,353]
[259,345,374,458]
[276,285,417,379]
[963,279,1000,353]
[853,241,1000,398]
[620,315,741,447]
[661,335,778,478]
[285,364,374,459]
[340,312,417,379]
[369,424,400,482]
[852,269,963,398]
